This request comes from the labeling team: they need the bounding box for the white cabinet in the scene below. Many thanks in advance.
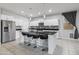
[48,34,57,54]
[44,19,59,26]
[30,20,40,26]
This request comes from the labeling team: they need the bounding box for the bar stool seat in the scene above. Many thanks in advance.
[39,34,48,51]
[40,34,48,40]
[33,35,39,38]
[27,34,33,37]
[22,32,28,36]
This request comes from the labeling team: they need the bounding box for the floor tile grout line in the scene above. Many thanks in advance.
[1,45,16,55]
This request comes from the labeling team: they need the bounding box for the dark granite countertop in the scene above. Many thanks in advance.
[22,31,57,36]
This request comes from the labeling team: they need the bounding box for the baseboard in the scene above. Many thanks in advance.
[59,38,79,41]
[1,39,15,44]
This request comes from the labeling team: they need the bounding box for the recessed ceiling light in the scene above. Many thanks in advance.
[30,14,33,17]
[29,8,32,10]
[21,11,24,13]
[48,9,52,13]
[30,17,31,20]
[38,12,41,15]
[43,15,46,18]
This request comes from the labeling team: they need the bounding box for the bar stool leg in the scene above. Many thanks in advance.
[33,39,37,48]
[27,37,32,46]
[41,40,48,51]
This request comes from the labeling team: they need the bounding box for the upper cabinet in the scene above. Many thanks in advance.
[30,18,59,26]
[44,19,59,26]
[30,19,44,26]
[30,21,39,26]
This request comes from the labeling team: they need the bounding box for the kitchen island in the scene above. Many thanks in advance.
[22,31,58,54]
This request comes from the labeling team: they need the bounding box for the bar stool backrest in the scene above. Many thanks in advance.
[27,34,33,37]
[33,35,39,39]
[22,32,28,36]
[40,34,48,40]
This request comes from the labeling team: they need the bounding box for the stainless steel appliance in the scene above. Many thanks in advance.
[0,20,16,43]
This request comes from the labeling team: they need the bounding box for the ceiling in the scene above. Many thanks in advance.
[0,3,79,18]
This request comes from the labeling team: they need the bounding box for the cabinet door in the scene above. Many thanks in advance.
[9,21,16,41]
[0,21,1,42]
[8,21,12,41]
[11,22,16,41]
[2,20,10,43]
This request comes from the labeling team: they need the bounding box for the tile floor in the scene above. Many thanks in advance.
[53,39,79,55]
[0,39,79,55]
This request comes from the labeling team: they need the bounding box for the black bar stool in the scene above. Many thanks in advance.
[39,34,48,51]
[26,33,33,46]
[32,34,39,48]
[22,32,28,44]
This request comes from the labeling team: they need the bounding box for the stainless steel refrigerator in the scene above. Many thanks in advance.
[0,20,16,43]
